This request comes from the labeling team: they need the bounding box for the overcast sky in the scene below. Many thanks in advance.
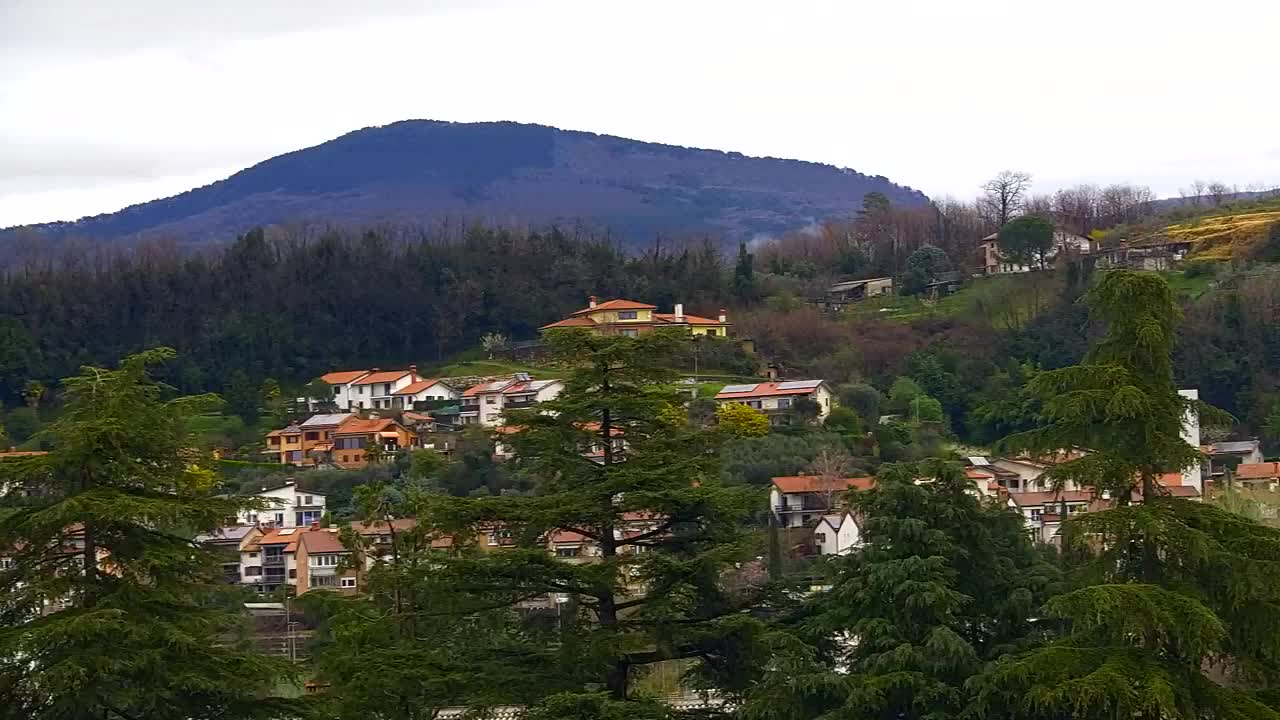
[2,0,1278,227]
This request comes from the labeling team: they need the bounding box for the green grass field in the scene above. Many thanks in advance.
[423,358,548,379]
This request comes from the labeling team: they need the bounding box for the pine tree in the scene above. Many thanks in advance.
[741,461,1060,720]
[310,329,767,717]
[0,349,300,720]
[972,271,1280,719]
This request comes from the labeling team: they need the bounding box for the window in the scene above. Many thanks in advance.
[555,546,581,558]
[312,575,337,587]
[357,386,364,394]
[485,396,497,405]
[0,557,12,570]
[268,437,280,446]
[297,510,322,526]
[620,329,638,337]
[304,432,319,441]
[333,386,340,396]
[335,437,366,450]
[249,552,258,559]
[288,569,297,579]
[274,513,284,525]
[341,454,349,463]
[747,400,762,409]
[340,577,357,589]
[285,450,302,462]
[244,566,261,577]
[813,533,826,545]
[618,311,638,320]
[776,398,793,409]
[384,383,392,395]
[310,554,340,567]
[304,495,313,505]
[1030,509,1043,521]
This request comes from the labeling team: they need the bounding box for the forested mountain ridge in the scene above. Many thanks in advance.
[0,120,927,255]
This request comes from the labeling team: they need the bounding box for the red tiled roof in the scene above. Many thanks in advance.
[716,381,826,400]
[336,417,397,435]
[550,529,591,543]
[0,451,48,458]
[1237,462,1280,481]
[402,411,433,423]
[772,476,874,493]
[1157,472,1185,487]
[352,370,414,385]
[252,528,305,552]
[393,379,444,395]
[320,370,369,385]
[463,379,514,397]
[569,299,657,316]
[541,316,598,329]
[300,528,348,554]
[653,313,727,325]
[1008,490,1094,507]
[1162,486,1201,498]
[965,468,994,479]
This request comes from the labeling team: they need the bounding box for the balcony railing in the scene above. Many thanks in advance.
[263,555,286,567]
[504,400,537,410]
[309,565,337,577]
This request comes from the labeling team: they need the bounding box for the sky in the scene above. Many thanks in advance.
[2,0,1279,227]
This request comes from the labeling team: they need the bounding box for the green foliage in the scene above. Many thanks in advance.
[734,241,757,304]
[901,244,951,295]
[2,406,40,444]
[721,431,870,486]
[887,376,924,413]
[743,462,1060,720]
[716,401,771,437]
[312,330,768,713]
[998,215,1056,269]
[0,349,300,720]
[823,406,863,435]
[835,382,882,426]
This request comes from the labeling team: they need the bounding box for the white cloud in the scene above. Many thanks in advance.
[2,0,1278,227]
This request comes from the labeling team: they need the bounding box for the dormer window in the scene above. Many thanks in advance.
[618,311,638,320]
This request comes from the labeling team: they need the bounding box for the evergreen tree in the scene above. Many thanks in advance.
[310,329,766,717]
[973,271,1280,719]
[742,461,1059,720]
[0,349,299,720]
[734,241,756,304]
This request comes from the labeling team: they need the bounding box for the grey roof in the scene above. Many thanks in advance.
[301,412,354,428]
[1212,440,1261,453]
[776,380,823,390]
[195,525,256,543]
[720,383,759,394]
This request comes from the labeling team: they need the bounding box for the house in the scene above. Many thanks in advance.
[1178,389,1203,493]
[811,511,863,556]
[318,370,371,411]
[547,530,599,563]
[295,526,359,594]
[263,413,354,466]
[1233,462,1280,487]
[391,378,460,409]
[349,367,431,410]
[714,380,834,424]
[769,475,874,528]
[332,416,418,468]
[1007,490,1095,544]
[1207,439,1265,475]
[237,481,327,528]
[263,424,305,465]
[195,525,260,584]
[241,526,301,593]
[978,228,1091,275]
[814,278,894,311]
[540,297,730,338]
[460,374,564,427]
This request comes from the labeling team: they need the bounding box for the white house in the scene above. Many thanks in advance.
[391,378,460,409]
[238,481,327,528]
[1007,490,1095,544]
[460,374,564,427]
[812,511,863,556]
[350,367,429,410]
[319,370,371,410]
[979,229,1092,275]
[1179,389,1202,494]
[715,380,834,424]
[769,475,874,528]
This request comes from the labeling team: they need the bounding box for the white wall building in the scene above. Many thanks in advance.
[460,375,564,427]
[238,482,327,528]
[812,512,863,556]
[319,370,371,410]
[391,378,460,408]
[714,380,834,424]
[1179,389,1202,494]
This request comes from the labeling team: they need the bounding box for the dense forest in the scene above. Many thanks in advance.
[2,197,1279,451]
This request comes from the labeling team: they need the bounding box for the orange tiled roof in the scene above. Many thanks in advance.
[541,316,598,330]
[335,417,397,435]
[0,451,48,458]
[772,476,874,493]
[253,528,305,552]
[569,299,657,316]
[352,370,414,385]
[393,379,444,395]
[1008,490,1093,507]
[320,370,369,385]
[716,381,825,400]
[653,312,726,325]
[1237,462,1280,481]
[299,528,347,554]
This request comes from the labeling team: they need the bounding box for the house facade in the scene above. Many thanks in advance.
[237,482,327,528]
[332,417,418,468]
[319,370,371,411]
[460,375,564,427]
[391,378,460,408]
[978,229,1091,275]
[815,278,894,311]
[540,297,730,338]
[769,475,874,528]
[812,511,863,556]
[714,380,834,424]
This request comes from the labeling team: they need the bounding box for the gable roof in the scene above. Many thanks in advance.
[335,417,398,435]
[351,370,414,386]
[300,413,354,428]
[265,424,303,437]
[540,316,598,330]
[652,312,726,325]
[299,528,348,554]
[464,379,516,397]
[716,380,826,400]
[394,379,446,395]
[771,476,874,494]
[320,370,369,385]
[569,299,657,316]
[1236,462,1280,481]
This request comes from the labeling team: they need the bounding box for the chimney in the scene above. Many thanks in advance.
[718,308,728,323]
[371,367,380,374]
[589,295,598,309]
[674,303,684,322]
[284,479,295,486]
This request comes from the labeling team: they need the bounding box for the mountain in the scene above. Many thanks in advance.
[1,121,927,252]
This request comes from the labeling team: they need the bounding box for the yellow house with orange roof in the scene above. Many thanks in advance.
[540,296,730,337]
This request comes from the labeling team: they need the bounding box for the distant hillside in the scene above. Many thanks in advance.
[1,120,928,253]
[1120,197,1280,261]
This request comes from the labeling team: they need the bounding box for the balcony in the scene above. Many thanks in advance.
[263,555,286,567]
[504,400,537,410]
[309,565,337,577]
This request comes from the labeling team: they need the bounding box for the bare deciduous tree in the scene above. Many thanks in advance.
[979,170,1033,228]
[1206,181,1232,207]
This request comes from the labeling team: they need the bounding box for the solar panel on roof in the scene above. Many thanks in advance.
[720,384,759,393]
[776,380,822,390]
